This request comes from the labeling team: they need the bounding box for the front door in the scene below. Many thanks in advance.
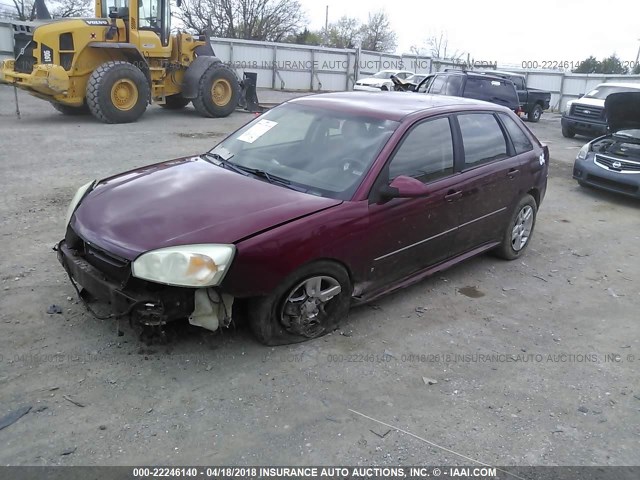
[365,116,461,290]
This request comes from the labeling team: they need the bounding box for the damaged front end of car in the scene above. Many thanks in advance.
[57,230,235,341]
[57,181,236,341]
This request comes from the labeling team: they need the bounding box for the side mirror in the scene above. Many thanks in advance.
[380,175,430,199]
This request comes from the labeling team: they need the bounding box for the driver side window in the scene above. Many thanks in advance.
[388,117,454,183]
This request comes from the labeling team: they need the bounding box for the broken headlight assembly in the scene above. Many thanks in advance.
[131,244,236,287]
[576,143,591,161]
[65,180,95,226]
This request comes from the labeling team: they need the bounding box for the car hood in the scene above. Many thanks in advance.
[604,92,640,133]
[572,97,605,108]
[71,157,341,260]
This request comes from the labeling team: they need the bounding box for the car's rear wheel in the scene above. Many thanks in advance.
[248,261,352,346]
[562,125,575,138]
[494,194,537,260]
[528,104,543,122]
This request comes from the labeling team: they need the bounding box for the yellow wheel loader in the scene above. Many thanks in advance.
[0,0,257,123]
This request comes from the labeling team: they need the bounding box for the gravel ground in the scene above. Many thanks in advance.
[0,85,638,467]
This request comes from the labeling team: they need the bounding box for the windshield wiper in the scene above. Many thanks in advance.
[202,153,307,191]
[239,166,283,184]
[201,152,250,176]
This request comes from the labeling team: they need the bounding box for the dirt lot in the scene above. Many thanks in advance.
[0,86,638,467]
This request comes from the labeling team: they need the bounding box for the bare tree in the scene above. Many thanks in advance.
[177,0,306,42]
[9,0,36,20]
[359,10,396,52]
[51,0,92,17]
[427,32,465,62]
[5,0,89,20]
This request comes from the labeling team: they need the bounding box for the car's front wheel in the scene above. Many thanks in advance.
[494,194,537,260]
[249,261,352,345]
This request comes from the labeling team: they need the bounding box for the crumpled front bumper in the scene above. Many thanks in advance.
[1,59,70,96]
[56,239,195,325]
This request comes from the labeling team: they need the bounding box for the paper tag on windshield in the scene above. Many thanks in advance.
[237,119,278,143]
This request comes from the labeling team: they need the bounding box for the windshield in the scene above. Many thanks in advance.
[372,71,395,79]
[208,103,399,200]
[585,86,640,100]
[406,74,426,84]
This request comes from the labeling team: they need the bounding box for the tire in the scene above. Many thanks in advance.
[527,104,543,122]
[562,125,575,138]
[192,64,240,118]
[86,61,149,124]
[494,194,537,260]
[50,102,89,115]
[248,261,352,346]
[159,94,191,110]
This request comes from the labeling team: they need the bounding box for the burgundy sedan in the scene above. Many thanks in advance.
[58,92,548,345]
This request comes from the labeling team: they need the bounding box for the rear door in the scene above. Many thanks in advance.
[448,112,526,255]
[365,116,460,289]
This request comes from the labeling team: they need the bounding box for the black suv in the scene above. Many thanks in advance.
[416,71,520,113]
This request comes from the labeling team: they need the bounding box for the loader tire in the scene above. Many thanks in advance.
[86,61,149,124]
[192,64,240,118]
[50,102,89,115]
[159,94,191,110]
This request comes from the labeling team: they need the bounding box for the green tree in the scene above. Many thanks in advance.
[324,16,360,49]
[285,28,322,46]
[573,56,600,73]
[599,54,627,74]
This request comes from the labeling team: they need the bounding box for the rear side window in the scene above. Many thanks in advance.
[512,77,526,90]
[499,113,533,154]
[429,76,447,94]
[445,76,463,96]
[389,117,454,183]
[463,78,517,106]
[458,113,508,166]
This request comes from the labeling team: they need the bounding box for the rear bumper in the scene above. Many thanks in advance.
[562,116,607,137]
[573,158,640,199]
[56,240,195,324]
[1,59,70,96]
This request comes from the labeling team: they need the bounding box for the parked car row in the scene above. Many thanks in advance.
[59,92,549,345]
[356,68,552,123]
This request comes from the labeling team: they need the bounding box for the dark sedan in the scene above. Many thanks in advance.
[58,92,549,345]
[573,92,640,198]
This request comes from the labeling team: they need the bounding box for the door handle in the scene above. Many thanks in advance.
[507,169,520,179]
[444,190,463,202]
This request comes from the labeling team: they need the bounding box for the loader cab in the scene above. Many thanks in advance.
[96,0,172,52]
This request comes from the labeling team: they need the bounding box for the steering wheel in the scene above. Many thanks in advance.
[341,157,367,176]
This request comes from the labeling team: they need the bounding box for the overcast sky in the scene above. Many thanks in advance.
[301,0,640,67]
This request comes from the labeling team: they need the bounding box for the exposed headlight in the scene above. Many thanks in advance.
[132,244,236,287]
[65,180,95,227]
[565,101,574,114]
[577,143,591,161]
